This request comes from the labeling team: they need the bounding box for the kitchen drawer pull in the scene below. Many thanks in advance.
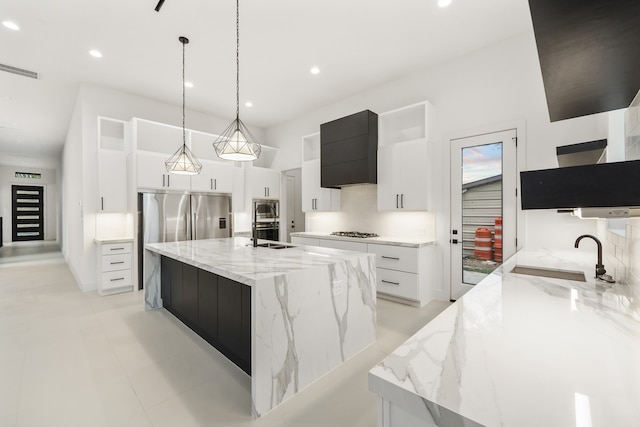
[110,277,125,282]
[381,256,400,260]
[110,247,125,251]
[110,261,125,265]
[381,279,400,286]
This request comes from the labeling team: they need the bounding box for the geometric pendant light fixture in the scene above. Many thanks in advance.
[166,36,202,175]
[212,0,261,161]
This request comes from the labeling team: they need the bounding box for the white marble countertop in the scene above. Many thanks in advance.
[369,248,640,427]
[290,231,436,248]
[145,237,375,286]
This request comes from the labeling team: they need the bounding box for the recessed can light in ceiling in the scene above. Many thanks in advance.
[245,101,253,107]
[310,66,320,75]
[2,21,20,31]
[184,81,194,88]
[438,0,452,7]
[89,49,103,58]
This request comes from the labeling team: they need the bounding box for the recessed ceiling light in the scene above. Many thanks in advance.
[310,66,320,75]
[89,49,103,58]
[245,101,253,107]
[438,0,452,7]
[2,21,20,31]
[184,81,194,88]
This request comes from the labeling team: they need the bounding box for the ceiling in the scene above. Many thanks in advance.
[0,0,533,159]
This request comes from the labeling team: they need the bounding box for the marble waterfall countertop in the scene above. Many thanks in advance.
[144,237,377,418]
[144,236,375,286]
[290,231,436,248]
[369,248,640,427]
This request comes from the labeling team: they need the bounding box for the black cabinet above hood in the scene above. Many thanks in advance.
[320,110,378,188]
[520,160,640,209]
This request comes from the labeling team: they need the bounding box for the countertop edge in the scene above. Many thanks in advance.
[290,232,436,248]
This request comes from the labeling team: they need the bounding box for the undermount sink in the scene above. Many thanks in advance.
[256,243,293,249]
[511,265,586,282]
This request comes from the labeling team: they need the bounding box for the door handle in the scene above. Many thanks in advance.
[110,261,125,265]
[163,174,166,187]
[214,179,217,190]
[110,277,125,282]
[101,197,104,211]
[401,194,404,208]
[167,174,170,187]
[210,178,213,190]
[381,256,400,260]
[396,194,399,209]
[381,280,400,286]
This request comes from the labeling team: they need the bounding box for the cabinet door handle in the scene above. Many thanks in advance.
[110,277,125,282]
[110,261,125,265]
[381,279,400,286]
[214,178,217,190]
[210,178,213,190]
[163,174,166,187]
[381,256,400,260]
[396,194,399,209]
[167,174,170,187]
[401,194,404,208]
[110,247,125,251]
[101,197,104,211]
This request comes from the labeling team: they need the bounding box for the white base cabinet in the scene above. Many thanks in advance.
[291,234,438,307]
[96,239,134,296]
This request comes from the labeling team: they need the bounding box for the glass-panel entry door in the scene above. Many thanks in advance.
[12,185,45,242]
[450,130,517,300]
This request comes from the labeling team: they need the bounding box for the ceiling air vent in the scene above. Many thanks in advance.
[0,63,39,79]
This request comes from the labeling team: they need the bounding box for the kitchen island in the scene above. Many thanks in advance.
[144,237,376,418]
[369,248,640,426]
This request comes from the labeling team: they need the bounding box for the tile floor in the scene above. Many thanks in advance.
[0,253,450,427]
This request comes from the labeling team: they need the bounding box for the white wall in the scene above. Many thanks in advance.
[63,82,266,292]
[0,161,59,244]
[265,32,607,299]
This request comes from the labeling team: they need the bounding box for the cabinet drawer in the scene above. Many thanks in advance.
[291,236,321,247]
[101,242,133,255]
[319,239,368,252]
[101,269,132,290]
[367,244,418,273]
[101,253,132,272]
[376,268,419,301]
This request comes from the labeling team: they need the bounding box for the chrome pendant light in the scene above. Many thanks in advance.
[166,36,202,175]
[212,0,261,162]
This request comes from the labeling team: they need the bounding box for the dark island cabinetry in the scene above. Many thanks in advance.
[160,256,251,374]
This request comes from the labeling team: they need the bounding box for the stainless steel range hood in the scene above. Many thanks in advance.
[556,139,607,167]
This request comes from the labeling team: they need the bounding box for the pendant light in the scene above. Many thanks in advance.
[166,36,202,175]
[212,0,261,161]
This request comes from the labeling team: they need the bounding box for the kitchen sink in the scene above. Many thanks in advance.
[256,243,293,249]
[511,265,586,282]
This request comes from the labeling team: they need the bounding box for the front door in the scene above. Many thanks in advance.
[12,185,45,242]
[450,130,517,300]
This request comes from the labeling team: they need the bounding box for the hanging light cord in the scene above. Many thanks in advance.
[182,38,187,147]
[235,0,240,123]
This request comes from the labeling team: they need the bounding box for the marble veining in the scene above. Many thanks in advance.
[369,248,640,427]
[144,237,376,418]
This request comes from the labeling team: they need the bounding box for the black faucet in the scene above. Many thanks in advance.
[574,234,606,278]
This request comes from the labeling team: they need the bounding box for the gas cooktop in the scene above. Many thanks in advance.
[330,231,379,238]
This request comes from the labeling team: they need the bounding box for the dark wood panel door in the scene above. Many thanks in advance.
[181,264,199,327]
[218,276,243,359]
[198,269,218,341]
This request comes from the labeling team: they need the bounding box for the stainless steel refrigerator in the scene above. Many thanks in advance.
[137,192,232,289]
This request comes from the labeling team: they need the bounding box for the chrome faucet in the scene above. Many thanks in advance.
[574,234,614,282]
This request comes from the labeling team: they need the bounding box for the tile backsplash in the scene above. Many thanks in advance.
[305,184,436,240]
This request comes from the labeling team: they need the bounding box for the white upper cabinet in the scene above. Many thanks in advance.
[190,160,234,193]
[301,133,341,212]
[377,101,434,211]
[97,117,128,212]
[135,118,183,154]
[246,166,280,199]
[136,151,190,191]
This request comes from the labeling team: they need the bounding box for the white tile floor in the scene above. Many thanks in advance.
[0,257,450,427]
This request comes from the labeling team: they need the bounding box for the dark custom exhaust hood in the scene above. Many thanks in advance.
[520,159,640,210]
[320,110,378,188]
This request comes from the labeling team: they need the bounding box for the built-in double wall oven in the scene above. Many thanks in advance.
[253,199,280,241]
